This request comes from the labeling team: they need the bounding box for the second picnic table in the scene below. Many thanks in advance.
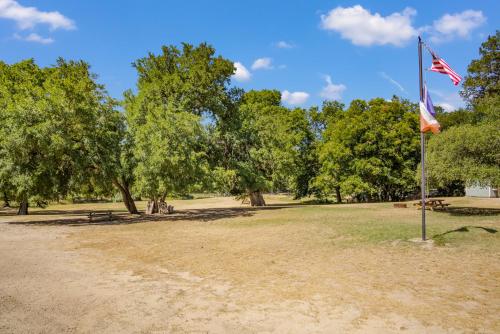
[413,198,450,210]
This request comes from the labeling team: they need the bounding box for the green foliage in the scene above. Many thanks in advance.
[231,90,313,195]
[0,59,122,208]
[208,167,238,196]
[461,31,499,105]
[427,33,500,190]
[132,106,207,199]
[436,108,478,130]
[129,42,236,118]
[125,42,234,200]
[314,97,420,201]
[426,123,500,187]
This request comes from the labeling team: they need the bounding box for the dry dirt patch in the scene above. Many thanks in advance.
[1,197,499,333]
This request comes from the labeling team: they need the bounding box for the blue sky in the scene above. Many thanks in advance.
[0,1,498,110]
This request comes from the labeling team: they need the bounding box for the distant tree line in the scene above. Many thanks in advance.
[1,33,498,214]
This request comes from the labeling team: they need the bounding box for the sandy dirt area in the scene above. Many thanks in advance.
[0,197,499,333]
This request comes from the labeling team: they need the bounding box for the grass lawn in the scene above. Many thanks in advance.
[1,195,499,333]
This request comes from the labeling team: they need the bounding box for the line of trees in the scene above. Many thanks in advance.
[426,31,500,192]
[1,33,498,215]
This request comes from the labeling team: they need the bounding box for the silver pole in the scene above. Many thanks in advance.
[418,36,426,241]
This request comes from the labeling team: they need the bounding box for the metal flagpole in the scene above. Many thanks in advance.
[418,36,426,241]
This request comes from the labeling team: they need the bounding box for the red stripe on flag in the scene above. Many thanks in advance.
[430,56,462,85]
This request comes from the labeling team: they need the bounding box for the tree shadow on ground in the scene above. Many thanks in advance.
[0,208,129,217]
[5,206,294,227]
[435,206,500,216]
[433,225,498,239]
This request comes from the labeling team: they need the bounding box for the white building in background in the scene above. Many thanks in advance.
[465,184,498,198]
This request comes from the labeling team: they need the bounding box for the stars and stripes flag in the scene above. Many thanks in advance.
[419,84,440,134]
[430,54,462,86]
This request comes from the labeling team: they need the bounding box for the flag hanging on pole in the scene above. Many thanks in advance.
[430,54,462,86]
[419,85,440,134]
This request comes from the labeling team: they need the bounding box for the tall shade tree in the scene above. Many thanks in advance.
[219,90,311,205]
[0,59,124,214]
[132,106,206,213]
[126,42,235,213]
[314,97,420,202]
[427,32,500,192]
[426,123,500,188]
[461,30,499,105]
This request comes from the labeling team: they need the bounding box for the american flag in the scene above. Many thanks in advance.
[430,55,462,86]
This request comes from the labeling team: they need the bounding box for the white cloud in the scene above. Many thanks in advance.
[251,57,273,70]
[232,62,251,82]
[0,0,75,30]
[276,41,294,49]
[319,75,346,100]
[281,90,309,105]
[430,10,486,43]
[379,72,407,94]
[429,89,464,112]
[14,32,53,44]
[320,5,417,46]
[436,102,455,112]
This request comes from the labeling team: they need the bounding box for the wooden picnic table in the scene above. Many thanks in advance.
[413,198,450,210]
[88,211,113,222]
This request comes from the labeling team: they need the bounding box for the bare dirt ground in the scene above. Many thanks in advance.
[1,196,499,333]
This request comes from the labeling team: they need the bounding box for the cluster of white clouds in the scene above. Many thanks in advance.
[276,40,294,49]
[0,2,485,110]
[319,75,346,101]
[0,0,74,44]
[251,57,273,70]
[281,90,310,106]
[429,10,486,43]
[233,59,346,106]
[321,6,417,47]
[282,75,346,106]
[232,62,252,82]
[232,56,277,82]
[428,89,463,112]
[320,5,486,46]
[14,32,53,44]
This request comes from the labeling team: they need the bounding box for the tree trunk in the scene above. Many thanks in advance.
[113,179,138,214]
[2,192,9,208]
[249,190,266,206]
[158,200,173,214]
[335,186,342,203]
[17,201,28,215]
[146,199,158,214]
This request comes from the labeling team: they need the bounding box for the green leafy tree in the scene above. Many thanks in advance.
[226,90,311,205]
[427,33,500,192]
[461,31,499,105]
[208,90,311,205]
[314,97,420,202]
[426,123,500,188]
[0,59,124,214]
[132,106,206,213]
[126,42,234,212]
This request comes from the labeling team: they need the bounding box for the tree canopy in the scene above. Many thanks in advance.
[314,97,420,202]
[427,32,500,191]
[0,59,122,214]
[461,31,499,105]
[2,35,498,215]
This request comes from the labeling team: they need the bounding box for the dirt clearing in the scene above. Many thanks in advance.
[1,197,499,333]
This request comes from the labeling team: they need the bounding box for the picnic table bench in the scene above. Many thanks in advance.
[88,211,113,222]
[413,198,450,210]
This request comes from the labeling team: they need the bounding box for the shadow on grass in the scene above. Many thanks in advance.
[432,225,497,246]
[435,206,500,216]
[5,206,293,227]
[0,208,130,217]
